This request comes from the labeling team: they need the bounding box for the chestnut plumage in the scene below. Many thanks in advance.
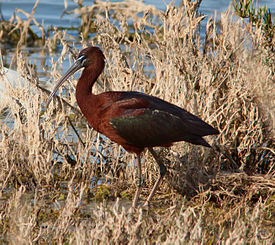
[47,46,219,207]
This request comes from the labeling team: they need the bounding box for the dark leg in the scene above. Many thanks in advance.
[132,154,142,208]
[143,147,167,207]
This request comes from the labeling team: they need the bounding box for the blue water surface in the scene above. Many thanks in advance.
[1,0,274,33]
[0,0,274,80]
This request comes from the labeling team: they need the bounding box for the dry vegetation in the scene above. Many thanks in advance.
[0,0,274,243]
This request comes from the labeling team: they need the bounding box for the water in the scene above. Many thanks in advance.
[0,0,274,71]
[1,0,274,28]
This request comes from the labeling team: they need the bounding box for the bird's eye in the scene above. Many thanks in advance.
[77,55,87,66]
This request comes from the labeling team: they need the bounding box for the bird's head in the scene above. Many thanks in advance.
[45,46,105,108]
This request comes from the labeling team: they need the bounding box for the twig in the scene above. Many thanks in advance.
[212,143,240,170]
[66,115,85,148]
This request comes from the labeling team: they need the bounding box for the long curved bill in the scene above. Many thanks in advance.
[45,58,84,108]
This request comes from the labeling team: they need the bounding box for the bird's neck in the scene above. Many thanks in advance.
[75,67,99,113]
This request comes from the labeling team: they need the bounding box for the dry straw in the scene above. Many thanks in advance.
[0,0,274,243]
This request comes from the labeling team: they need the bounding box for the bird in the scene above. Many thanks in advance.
[0,66,52,100]
[46,46,219,208]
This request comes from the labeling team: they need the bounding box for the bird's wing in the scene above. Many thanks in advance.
[110,107,210,148]
[101,92,217,148]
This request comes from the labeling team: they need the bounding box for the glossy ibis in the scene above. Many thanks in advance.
[46,46,219,208]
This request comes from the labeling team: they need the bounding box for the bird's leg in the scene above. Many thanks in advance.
[143,147,167,207]
[132,154,142,208]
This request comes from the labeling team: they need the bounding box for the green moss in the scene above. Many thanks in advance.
[94,184,111,202]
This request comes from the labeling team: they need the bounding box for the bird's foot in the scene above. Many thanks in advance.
[131,201,150,210]
[142,201,150,210]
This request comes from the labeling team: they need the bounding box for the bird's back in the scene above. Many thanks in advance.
[96,91,218,150]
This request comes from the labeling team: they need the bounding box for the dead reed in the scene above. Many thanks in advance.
[0,0,274,243]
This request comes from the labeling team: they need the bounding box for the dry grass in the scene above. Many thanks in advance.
[0,0,274,244]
